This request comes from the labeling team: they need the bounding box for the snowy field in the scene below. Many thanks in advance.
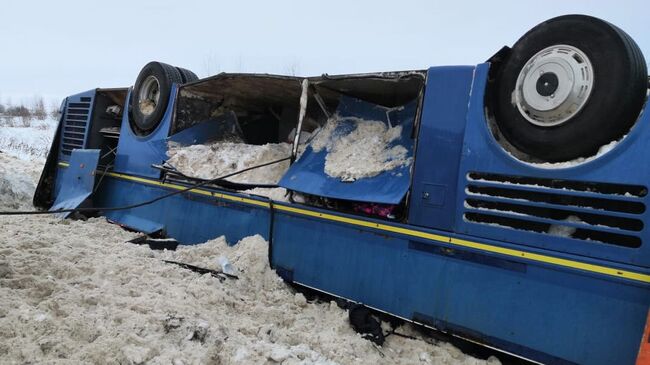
[0,123,501,364]
[0,117,57,160]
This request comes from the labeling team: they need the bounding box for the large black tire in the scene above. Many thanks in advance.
[131,61,183,135]
[176,66,199,83]
[493,15,647,162]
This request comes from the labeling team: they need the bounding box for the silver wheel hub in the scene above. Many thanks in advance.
[514,45,594,127]
[138,75,160,116]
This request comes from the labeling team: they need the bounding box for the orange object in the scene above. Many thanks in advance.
[637,310,650,365]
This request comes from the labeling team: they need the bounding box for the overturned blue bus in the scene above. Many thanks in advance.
[33,15,650,364]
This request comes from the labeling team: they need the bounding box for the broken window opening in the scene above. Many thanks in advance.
[169,71,426,211]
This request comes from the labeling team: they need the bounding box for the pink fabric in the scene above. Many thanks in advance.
[353,203,395,218]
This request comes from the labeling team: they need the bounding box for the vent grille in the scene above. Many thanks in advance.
[60,100,92,155]
[464,172,646,248]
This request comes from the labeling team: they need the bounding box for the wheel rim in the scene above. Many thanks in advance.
[138,75,160,116]
[514,45,594,127]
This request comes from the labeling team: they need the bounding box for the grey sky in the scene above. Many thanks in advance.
[0,0,647,105]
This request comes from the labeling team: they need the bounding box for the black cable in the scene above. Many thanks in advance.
[0,156,291,216]
[93,163,112,194]
[154,163,278,190]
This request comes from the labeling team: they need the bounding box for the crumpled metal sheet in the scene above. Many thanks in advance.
[50,149,100,218]
[279,96,417,204]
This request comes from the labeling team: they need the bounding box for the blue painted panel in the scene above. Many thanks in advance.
[271,208,650,365]
[58,90,96,161]
[94,177,270,244]
[280,96,416,204]
[456,64,650,268]
[50,149,100,218]
[113,87,177,179]
[408,66,475,230]
[407,241,648,365]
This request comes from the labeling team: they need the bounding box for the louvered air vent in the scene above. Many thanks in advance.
[464,172,647,248]
[60,98,92,155]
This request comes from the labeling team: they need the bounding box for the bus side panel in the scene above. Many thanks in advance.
[271,209,649,365]
[94,177,271,245]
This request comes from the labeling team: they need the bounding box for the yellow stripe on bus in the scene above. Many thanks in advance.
[105,171,271,208]
[57,162,269,208]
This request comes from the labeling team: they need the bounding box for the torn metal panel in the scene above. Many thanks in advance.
[49,149,100,218]
[279,96,417,204]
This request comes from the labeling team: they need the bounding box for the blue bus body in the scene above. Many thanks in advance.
[37,63,650,364]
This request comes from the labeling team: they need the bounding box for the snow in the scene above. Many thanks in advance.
[287,128,313,145]
[467,175,642,197]
[487,112,626,169]
[526,139,621,169]
[547,215,582,238]
[309,115,412,181]
[243,187,290,202]
[166,141,292,184]
[0,117,57,160]
[139,100,155,115]
[0,152,43,210]
[0,117,56,209]
[463,201,529,217]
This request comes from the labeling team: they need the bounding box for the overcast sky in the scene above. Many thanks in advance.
[0,0,647,105]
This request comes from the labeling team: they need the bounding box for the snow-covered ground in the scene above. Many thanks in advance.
[0,153,43,210]
[0,211,500,365]
[0,123,500,364]
[0,117,57,160]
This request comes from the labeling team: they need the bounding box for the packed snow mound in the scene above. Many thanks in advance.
[548,215,582,237]
[243,187,289,202]
[535,139,621,168]
[166,142,292,184]
[0,153,43,209]
[0,216,499,365]
[310,116,412,181]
